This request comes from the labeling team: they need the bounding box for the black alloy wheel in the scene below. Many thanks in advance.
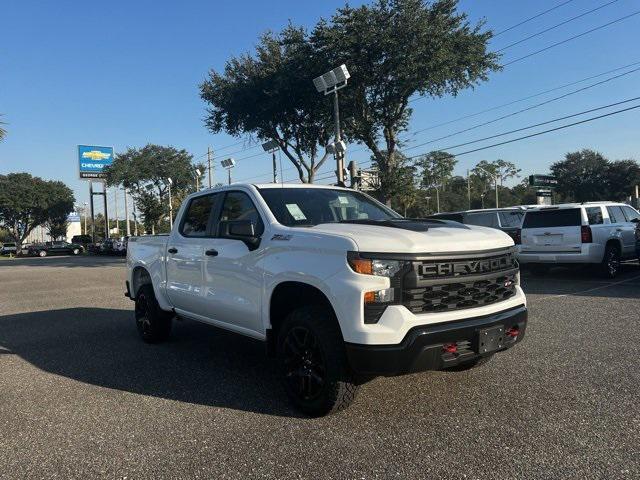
[601,245,620,279]
[282,325,326,403]
[134,284,172,343]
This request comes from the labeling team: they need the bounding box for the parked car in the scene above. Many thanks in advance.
[518,202,640,277]
[429,207,527,245]
[126,183,527,415]
[0,242,17,255]
[28,241,84,257]
[71,234,92,246]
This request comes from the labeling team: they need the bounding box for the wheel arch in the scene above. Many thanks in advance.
[266,281,341,356]
[131,265,152,300]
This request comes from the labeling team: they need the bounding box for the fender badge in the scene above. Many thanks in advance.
[271,234,292,241]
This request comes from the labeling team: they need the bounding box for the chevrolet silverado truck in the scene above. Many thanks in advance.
[126,184,527,416]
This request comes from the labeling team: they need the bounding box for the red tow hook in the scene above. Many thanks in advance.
[442,343,457,354]
[506,326,520,338]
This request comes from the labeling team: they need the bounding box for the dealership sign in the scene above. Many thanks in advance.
[529,174,558,188]
[78,145,114,179]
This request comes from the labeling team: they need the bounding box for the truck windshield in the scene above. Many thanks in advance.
[258,187,401,227]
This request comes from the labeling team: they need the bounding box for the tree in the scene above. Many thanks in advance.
[605,159,640,201]
[104,145,203,232]
[200,26,332,183]
[0,114,6,142]
[416,151,457,212]
[0,173,75,248]
[311,0,499,201]
[551,150,610,202]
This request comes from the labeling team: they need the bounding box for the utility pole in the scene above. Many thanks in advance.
[467,169,471,209]
[83,202,88,235]
[89,182,95,243]
[207,146,212,188]
[114,188,119,236]
[124,188,131,236]
[133,200,139,236]
[272,152,277,183]
[435,187,440,213]
[167,178,173,230]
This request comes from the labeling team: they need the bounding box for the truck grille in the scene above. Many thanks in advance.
[400,249,518,314]
[402,272,517,313]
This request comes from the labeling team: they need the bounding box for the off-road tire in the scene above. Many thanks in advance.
[278,305,358,416]
[599,244,620,279]
[135,284,173,343]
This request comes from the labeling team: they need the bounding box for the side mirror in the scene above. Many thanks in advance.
[630,218,639,224]
[219,220,261,250]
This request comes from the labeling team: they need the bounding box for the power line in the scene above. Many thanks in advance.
[401,66,640,153]
[405,60,640,135]
[494,0,577,37]
[495,0,619,52]
[503,10,640,66]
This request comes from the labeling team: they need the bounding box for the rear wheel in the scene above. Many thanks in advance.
[600,244,620,279]
[135,284,173,343]
[278,306,358,416]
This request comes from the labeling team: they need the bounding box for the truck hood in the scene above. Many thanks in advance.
[308,220,513,254]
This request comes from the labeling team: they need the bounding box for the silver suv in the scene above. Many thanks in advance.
[517,202,640,278]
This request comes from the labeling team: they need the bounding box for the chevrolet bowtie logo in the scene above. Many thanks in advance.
[82,150,111,160]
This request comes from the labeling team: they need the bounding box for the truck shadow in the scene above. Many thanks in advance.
[0,308,302,418]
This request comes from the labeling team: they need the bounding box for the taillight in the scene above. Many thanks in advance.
[581,225,593,243]
[512,228,521,245]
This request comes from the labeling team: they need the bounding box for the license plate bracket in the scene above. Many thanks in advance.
[478,325,505,354]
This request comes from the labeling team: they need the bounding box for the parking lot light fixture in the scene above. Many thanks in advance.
[262,140,279,183]
[313,64,350,186]
[194,168,202,190]
[221,158,236,185]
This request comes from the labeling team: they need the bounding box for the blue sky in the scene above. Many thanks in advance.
[1,0,639,214]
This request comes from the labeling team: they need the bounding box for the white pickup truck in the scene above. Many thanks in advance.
[126,183,527,415]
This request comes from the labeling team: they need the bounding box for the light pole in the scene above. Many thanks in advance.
[167,178,173,230]
[83,202,88,235]
[475,166,499,208]
[262,140,279,183]
[221,158,236,185]
[194,168,202,190]
[313,64,350,186]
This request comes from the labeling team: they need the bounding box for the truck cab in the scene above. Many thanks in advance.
[126,183,527,415]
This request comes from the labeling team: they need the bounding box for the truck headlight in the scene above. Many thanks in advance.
[348,255,404,278]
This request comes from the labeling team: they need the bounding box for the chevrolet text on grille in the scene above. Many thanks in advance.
[420,254,514,277]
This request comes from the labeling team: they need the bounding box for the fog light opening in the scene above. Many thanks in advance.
[506,326,519,338]
[442,343,457,354]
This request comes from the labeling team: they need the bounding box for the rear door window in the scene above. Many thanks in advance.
[498,211,524,228]
[465,212,499,228]
[621,205,640,222]
[522,209,581,228]
[606,206,626,224]
[585,207,603,225]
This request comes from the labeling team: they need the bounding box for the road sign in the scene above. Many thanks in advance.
[536,190,552,197]
[529,174,558,188]
[78,145,114,180]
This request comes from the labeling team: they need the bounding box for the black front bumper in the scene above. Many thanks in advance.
[345,305,527,376]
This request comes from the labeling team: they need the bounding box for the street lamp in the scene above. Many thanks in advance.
[221,158,236,185]
[262,140,279,183]
[194,168,202,190]
[313,64,350,186]
[166,178,173,229]
[475,166,499,208]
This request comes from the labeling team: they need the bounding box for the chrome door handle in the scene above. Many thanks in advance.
[205,249,218,257]
[615,228,623,232]
[167,247,178,254]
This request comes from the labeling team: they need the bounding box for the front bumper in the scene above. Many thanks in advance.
[345,305,527,376]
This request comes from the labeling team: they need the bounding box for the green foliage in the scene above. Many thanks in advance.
[311,0,500,200]
[0,173,75,246]
[201,26,332,183]
[550,149,640,202]
[104,144,204,232]
[0,114,6,142]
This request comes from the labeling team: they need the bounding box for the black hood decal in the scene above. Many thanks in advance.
[333,218,469,232]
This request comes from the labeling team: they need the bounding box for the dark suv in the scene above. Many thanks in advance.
[29,241,84,257]
[429,207,527,245]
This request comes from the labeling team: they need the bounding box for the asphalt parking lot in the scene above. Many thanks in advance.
[1,256,639,479]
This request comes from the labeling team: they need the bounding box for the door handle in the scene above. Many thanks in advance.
[205,249,218,257]
[167,247,178,254]
[616,228,623,232]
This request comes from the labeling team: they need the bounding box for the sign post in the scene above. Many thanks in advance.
[78,145,114,243]
[529,174,557,206]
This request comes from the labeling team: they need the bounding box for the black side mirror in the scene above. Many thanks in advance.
[630,217,639,223]
[219,220,261,250]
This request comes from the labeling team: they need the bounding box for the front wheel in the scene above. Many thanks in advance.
[72,248,80,255]
[600,244,620,279]
[38,250,47,257]
[135,284,173,343]
[278,306,358,416]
